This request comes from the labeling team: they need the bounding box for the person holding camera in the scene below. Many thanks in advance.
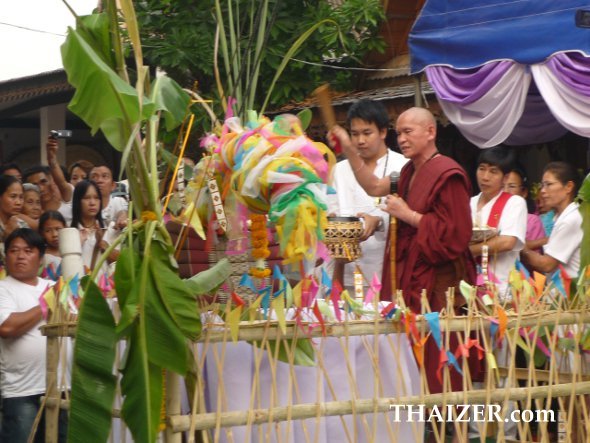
[21,135,74,226]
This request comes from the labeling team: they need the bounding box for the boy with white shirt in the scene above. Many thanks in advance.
[469,147,527,299]
[332,99,408,294]
[468,147,527,440]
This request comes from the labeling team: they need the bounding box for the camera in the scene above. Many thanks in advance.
[50,130,73,139]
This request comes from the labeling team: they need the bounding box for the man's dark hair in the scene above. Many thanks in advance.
[477,146,515,175]
[346,99,390,131]
[90,164,114,175]
[5,228,46,257]
[22,165,51,184]
[0,163,22,176]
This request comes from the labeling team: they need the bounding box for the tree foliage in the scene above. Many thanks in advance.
[134,0,386,112]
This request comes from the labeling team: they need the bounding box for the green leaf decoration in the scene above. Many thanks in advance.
[61,14,155,151]
[150,74,191,132]
[184,257,232,295]
[577,173,590,273]
[67,277,117,443]
[150,242,203,340]
[114,247,140,337]
[532,346,547,368]
[120,327,164,443]
[296,108,312,131]
[251,338,316,367]
[145,271,191,374]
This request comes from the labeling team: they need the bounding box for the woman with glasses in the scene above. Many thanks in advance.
[520,162,582,279]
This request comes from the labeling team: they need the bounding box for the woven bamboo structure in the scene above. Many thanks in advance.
[41,283,590,443]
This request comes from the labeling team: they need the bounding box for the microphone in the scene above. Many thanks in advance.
[390,171,400,195]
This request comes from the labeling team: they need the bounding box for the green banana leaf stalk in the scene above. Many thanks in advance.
[577,172,590,293]
[60,2,231,442]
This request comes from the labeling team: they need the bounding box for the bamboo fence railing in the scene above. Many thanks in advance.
[41,289,590,443]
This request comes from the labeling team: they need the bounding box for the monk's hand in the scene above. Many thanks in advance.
[384,194,412,222]
[328,125,356,158]
[357,213,381,241]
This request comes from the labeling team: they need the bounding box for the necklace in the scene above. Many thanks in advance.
[81,222,96,229]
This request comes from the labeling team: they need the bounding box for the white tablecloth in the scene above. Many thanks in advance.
[201,332,423,443]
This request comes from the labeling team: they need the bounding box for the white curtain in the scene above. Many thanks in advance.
[532,63,590,138]
[434,63,532,148]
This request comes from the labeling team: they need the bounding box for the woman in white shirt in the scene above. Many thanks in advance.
[520,162,582,279]
[71,180,118,274]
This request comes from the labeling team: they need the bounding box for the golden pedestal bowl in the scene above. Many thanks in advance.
[324,216,363,260]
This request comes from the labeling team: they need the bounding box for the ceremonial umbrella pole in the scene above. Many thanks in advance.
[313,83,346,287]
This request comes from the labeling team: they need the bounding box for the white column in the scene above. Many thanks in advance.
[59,227,84,279]
[40,104,67,165]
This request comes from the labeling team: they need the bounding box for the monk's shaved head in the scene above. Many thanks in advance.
[398,107,436,128]
[395,106,438,162]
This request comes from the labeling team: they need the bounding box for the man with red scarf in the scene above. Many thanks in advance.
[330,107,476,394]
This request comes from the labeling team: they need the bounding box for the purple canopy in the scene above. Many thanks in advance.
[410,1,590,147]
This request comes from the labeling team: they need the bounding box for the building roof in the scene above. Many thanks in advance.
[0,69,73,118]
[274,81,434,113]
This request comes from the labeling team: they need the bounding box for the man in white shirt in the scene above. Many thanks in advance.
[0,228,67,442]
[89,165,128,226]
[469,146,527,300]
[332,99,408,294]
[468,147,527,440]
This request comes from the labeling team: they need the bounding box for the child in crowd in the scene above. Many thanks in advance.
[22,184,43,221]
[38,210,67,276]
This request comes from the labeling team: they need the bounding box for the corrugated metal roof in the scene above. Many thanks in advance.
[274,81,434,113]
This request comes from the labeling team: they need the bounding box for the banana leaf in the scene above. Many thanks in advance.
[250,337,316,367]
[184,257,232,295]
[120,327,164,443]
[117,223,195,441]
[577,173,590,273]
[150,74,191,132]
[67,277,117,443]
[61,13,155,152]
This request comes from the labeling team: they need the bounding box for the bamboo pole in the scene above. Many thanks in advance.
[41,311,590,341]
[44,335,60,443]
[46,379,590,433]
[166,381,590,432]
[165,371,182,443]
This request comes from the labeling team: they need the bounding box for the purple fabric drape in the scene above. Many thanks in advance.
[504,92,568,146]
[425,51,590,146]
[546,52,590,97]
[425,61,513,105]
